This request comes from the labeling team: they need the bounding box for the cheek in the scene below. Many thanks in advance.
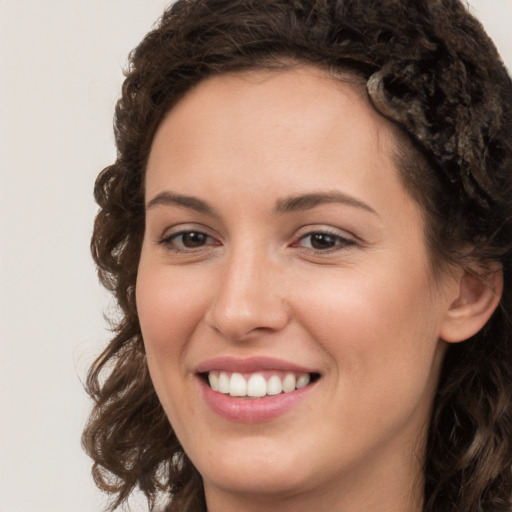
[136,265,211,427]
[136,265,209,358]
[292,261,443,400]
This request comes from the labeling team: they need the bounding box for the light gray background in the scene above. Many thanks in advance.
[0,1,511,511]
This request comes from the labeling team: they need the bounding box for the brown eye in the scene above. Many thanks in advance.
[309,233,338,250]
[173,231,209,248]
[295,231,355,251]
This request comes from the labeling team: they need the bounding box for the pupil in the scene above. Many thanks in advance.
[183,232,207,247]
[311,233,336,249]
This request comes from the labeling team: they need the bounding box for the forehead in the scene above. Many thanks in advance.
[146,65,400,195]
[156,66,390,137]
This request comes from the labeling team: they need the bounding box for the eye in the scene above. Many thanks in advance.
[293,230,355,251]
[159,229,218,251]
[174,231,209,248]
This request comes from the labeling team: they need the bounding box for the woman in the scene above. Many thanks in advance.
[83,0,512,510]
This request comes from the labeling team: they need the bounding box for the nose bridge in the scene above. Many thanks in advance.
[206,241,288,340]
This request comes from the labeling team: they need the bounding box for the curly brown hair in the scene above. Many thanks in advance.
[83,0,512,510]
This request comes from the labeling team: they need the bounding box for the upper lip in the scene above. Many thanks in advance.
[196,356,318,374]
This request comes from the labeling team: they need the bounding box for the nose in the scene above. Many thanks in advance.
[204,248,290,341]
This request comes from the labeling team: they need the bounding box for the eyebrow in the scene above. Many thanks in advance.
[146,192,217,215]
[146,190,377,216]
[275,191,378,215]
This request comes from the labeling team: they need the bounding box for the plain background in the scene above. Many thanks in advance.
[0,1,511,511]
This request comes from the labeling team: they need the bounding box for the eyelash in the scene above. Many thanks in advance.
[158,230,218,253]
[158,228,355,254]
[292,230,356,252]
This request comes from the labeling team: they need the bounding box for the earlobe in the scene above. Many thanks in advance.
[440,263,503,343]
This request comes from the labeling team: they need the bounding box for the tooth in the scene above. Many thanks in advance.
[282,373,296,393]
[246,373,266,397]
[218,372,230,394]
[266,375,282,395]
[229,372,247,396]
[296,373,310,389]
[208,372,219,391]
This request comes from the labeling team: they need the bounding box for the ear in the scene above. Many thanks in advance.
[440,262,503,343]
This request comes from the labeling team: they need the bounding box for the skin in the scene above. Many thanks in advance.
[136,66,465,512]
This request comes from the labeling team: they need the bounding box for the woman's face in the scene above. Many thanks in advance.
[137,67,459,510]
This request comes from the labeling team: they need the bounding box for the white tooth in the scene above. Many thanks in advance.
[218,372,230,394]
[208,372,219,391]
[266,375,283,395]
[296,373,310,389]
[282,373,296,393]
[229,372,247,396]
[247,373,266,397]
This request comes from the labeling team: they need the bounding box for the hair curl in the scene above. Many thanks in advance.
[83,1,512,510]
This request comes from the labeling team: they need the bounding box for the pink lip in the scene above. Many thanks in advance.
[199,379,316,423]
[195,357,319,423]
[196,356,317,374]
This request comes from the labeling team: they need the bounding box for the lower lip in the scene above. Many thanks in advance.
[199,378,316,423]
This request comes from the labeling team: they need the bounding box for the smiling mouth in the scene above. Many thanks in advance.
[202,371,321,398]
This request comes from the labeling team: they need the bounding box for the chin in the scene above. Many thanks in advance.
[196,441,313,497]
[203,466,309,501]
